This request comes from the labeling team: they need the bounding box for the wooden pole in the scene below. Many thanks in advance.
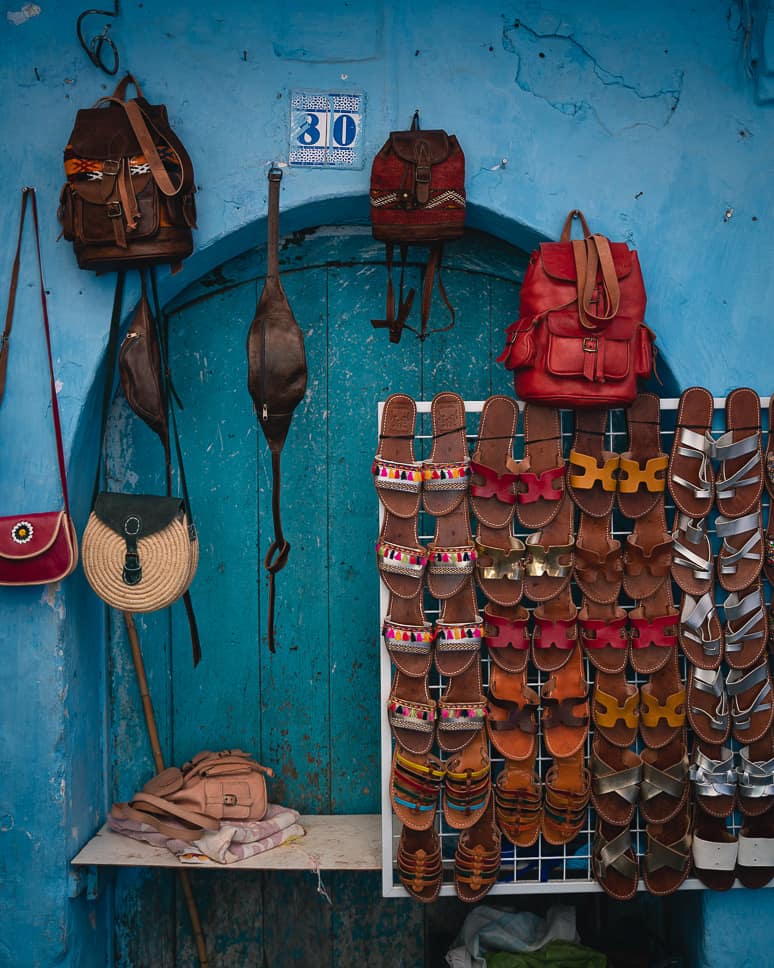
[123,611,211,968]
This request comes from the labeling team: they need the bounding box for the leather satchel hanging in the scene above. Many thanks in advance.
[0,188,78,587]
[498,210,657,408]
[370,111,466,343]
[111,749,274,842]
[247,167,308,653]
[81,273,201,663]
[58,72,196,273]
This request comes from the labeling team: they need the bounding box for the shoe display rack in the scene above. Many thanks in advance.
[378,396,772,898]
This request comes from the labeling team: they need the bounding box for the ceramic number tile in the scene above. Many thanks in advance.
[289,90,366,170]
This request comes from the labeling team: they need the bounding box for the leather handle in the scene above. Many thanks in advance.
[572,235,621,330]
[559,209,592,242]
[111,72,145,100]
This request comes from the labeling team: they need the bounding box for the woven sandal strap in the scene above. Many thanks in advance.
[641,754,688,801]
[690,747,736,796]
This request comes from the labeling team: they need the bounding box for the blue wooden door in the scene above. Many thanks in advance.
[106,225,526,966]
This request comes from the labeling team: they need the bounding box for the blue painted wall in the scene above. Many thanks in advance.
[0,0,773,965]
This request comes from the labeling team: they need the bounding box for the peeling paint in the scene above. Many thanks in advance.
[7,4,40,25]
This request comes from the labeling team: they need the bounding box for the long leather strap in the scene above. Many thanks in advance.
[572,235,621,330]
[560,208,592,242]
[0,188,71,515]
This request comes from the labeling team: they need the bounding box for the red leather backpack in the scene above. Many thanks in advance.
[498,210,656,408]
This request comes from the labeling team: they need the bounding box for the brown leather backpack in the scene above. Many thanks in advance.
[58,73,196,272]
[247,168,308,652]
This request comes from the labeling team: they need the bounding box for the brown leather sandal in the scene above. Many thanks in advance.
[542,748,591,846]
[737,733,774,818]
[623,502,672,601]
[618,392,668,519]
[486,664,539,760]
[715,386,763,519]
[690,742,737,819]
[678,589,723,670]
[629,578,678,675]
[443,728,492,831]
[523,491,575,603]
[642,802,691,896]
[727,661,774,745]
[454,797,501,902]
[737,806,774,889]
[531,584,578,674]
[397,824,443,902]
[437,651,488,755]
[579,599,629,674]
[764,505,774,586]
[723,583,767,671]
[390,748,445,831]
[592,819,638,900]
[495,752,541,848]
[716,510,763,593]
[671,512,713,597]
[433,579,484,679]
[422,390,471,518]
[640,732,689,825]
[484,602,531,675]
[541,644,589,758]
[668,386,715,520]
[688,667,731,747]
[639,650,686,750]
[470,394,519,528]
[591,733,641,826]
[515,403,565,530]
[575,512,623,605]
[568,408,618,517]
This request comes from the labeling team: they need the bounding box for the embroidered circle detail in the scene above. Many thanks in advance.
[123,515,141,537]
[11,521,34,544]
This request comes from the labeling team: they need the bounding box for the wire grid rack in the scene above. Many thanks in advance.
[378,396,774,897]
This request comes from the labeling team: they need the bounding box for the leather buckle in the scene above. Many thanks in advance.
[222,793,238,806]
[415,165,431,184]
[582,337,598,353]
[103,159,120,176]
[107,200,123,218]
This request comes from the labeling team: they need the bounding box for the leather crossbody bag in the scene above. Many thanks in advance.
[370,111,466,343]
[0,188,78,586]
[81,272,201,663]
[498,209,656,408]
[247,167,308,653]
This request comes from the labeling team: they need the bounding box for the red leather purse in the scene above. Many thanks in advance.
[498,210,656,408]
[0,189,78,586]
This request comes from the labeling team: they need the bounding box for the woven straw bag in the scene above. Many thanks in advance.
[82,493,197,612]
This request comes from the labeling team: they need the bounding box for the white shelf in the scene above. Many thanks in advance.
[72,815,381,871]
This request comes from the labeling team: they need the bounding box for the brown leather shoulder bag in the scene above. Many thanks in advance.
[247,168,308,652]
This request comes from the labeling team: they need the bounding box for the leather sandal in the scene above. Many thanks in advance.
[623,503,672,601]
[593,670,639,748]
[495,752,541,848]
[437,652,488,754]
[618,392,668,519]
[541,643,589,758]
[574,512,623,605]
[580,599,629,674]
[515,403,565,530]
[486,664,539,760]
[422,390,471,518]
[678,590,723,670]
[716,510,763,593]
[723,583,767,670]
[688,666,731,746]
[737,807,774,889]
[542,748,591,846]
[523,490,575,603]
[591,733,641,826]
[668,386,715,519]
[714,386,763,518]
[484,602,531,675]
[434,579,484,678]
[639,650,686,750]
[397,824,443,902]
[470,394,519,528]
[454,797,501,902]
[671,513,713,596]
[629,578,678,675]
[692,811,738,891]
[390,749,445,831]
[727,661,773,745]
[737,733,774,818]
[387,673,437,756]
[592,820,638,900]
[690,743,737,819]
[444,735,492,830]
[642,802,691,896]
[568,408,618,517]
[640,732,690,824]
[765,392,774,499]
[764,506,774,586]
[531,585,579,674]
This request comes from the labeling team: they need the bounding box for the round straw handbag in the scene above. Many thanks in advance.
[82,492,198,612]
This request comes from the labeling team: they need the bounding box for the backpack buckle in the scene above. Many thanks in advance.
[103,159,120,176]
[223,793,238,806]
[415,165,431,184]
[107,200,123,218]
[582,337,598,353]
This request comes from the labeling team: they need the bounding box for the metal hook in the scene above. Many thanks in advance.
[76,2,121,76]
